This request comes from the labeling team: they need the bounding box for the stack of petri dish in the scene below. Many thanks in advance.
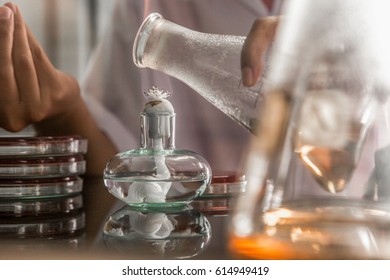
[0,135,87,199]
[0,135,87,254]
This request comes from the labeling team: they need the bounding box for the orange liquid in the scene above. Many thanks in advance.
[229,231,376,260]
[297,145,355,193]
[229,205,390,260]
[229,234,319,260]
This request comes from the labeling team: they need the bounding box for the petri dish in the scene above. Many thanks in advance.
[201,171,246,198]
[191,196,237,216]
[0,155,86,178]
[0,177,83,199]
[0,135,87,158]
[0,194,83,217]
[193,172,246,215]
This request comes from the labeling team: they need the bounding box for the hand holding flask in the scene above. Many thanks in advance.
[133,13,268,133]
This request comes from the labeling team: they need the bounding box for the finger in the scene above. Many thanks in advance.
[25,19,58,101]
[241,16,278,87]
[0,5,26,131]
[25,22,80,120]
[0,5,17,99]
[5,3,41,107]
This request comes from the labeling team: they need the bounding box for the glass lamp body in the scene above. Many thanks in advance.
[104,149,211,209]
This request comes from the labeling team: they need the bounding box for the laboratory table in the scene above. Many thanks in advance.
[0,176,235,260]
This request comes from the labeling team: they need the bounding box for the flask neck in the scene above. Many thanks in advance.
[133,13,189,69]
[140,112,176,150]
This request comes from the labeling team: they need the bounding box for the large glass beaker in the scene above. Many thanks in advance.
[230,0,390,259]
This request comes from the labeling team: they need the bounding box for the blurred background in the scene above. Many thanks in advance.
[1,0,114,135]
[11,0,114,79]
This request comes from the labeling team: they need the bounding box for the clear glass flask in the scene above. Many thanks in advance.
[133,13,267,133]
[229,0,390,259]
[104,87,211,210]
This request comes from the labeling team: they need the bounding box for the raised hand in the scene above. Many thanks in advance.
[0,3,80,132]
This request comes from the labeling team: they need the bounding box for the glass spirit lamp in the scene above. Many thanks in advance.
[104,87,212,210]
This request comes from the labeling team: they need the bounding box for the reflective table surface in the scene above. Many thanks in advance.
[0,176,234,260]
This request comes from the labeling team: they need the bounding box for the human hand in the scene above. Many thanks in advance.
[241,16,279,87]
[0,3,80,132]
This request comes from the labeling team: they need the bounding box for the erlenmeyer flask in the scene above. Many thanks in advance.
[133,13,267,133]
[230,0,390,259]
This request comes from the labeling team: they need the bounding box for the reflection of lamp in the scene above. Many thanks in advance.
[102,206,212,259]
[115,212,176,239]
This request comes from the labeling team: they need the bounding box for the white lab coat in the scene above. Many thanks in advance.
[81,0,284,172]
